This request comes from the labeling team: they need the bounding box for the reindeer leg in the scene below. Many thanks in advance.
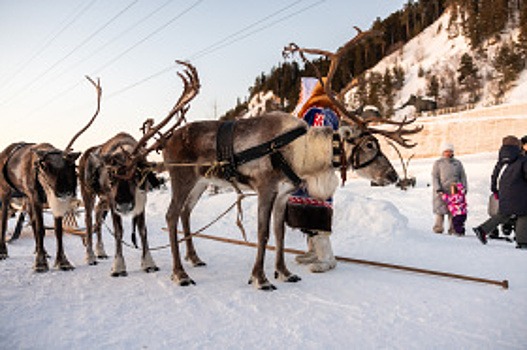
[273,189,301,283]
[249,187,277,291]
[31,202,48,272]
[83,194,97,265]
[94,199,108,259]
[135,212,158,273]
[181,182,206,267]
[166,174,195,286]
[54,216,74,271]
[110,210,127,277]
[0,195,10,259]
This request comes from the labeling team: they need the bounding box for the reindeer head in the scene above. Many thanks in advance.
[99,60,199,215]
[284,27,423,186]
[100,150,158,216]
[338,123,398,186]
[34,149,81,198]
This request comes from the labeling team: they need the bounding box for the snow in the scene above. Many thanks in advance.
[1,152,527,349]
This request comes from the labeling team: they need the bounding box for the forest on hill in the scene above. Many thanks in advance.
[221,0,527,120]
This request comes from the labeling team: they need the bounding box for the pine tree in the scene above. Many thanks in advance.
[426,74,440,101]
[393,64,405,90]
[383,68,395,116]
[457,53,478,83]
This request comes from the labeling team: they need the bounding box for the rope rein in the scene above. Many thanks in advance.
[100,191,257,251]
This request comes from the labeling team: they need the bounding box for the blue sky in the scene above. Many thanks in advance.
[0,0,407,152]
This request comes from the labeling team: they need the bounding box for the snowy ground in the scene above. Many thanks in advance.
[1,152,526,349]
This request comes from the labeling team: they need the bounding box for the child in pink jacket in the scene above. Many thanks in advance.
[442,183,467,235]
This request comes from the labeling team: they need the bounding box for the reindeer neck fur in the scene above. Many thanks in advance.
[288,127,339,200]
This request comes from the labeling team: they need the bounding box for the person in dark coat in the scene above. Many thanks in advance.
[473,136,527,248]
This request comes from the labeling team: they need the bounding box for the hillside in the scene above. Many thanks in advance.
[349,5,527,117]
[231,3,527,125]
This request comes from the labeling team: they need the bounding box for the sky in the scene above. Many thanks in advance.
[0,0,407,154]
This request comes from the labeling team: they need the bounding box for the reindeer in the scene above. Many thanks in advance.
[147,33,422,290]
[78,132,162,276]
[0,77,102,271]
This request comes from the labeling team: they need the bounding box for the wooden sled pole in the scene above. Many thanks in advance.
[188,232,509,290]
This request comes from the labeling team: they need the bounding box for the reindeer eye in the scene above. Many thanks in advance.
[366,142,375,149]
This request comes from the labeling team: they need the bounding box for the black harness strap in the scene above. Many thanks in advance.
[216,121,248,182]
[234,126,307,166]
[270,151,302,187]
[215,121,307,185]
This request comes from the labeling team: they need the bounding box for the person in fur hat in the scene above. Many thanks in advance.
[286,77,340,272]
[431,142,468,234]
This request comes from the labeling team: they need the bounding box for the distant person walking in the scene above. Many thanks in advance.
[431,142,468,234]
[473,136,527,249]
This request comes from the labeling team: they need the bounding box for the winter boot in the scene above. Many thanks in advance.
[309,232,337,273]
[295,234,317,264]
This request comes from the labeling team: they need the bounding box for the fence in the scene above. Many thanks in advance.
[380,102,527,161]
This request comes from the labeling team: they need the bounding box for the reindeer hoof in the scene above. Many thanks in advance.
[171,273,195,286]
[185,255,206,267]
[285,274,301,283]
[0,253,8,260]
[97,254,109,259]
[144,266,160,273]
[260,283,277,291]
[249,276,277,290]
[111,271,128,277]
[34,264,49,273]
[88,260,98,266]
[57,263,75,271]
[274,271,301,283]
[179,278,196,287]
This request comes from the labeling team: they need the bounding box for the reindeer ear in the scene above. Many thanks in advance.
[33,149,48,160]
[66,152,81,162]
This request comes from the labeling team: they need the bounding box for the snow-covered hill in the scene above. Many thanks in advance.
[242,6,527,120]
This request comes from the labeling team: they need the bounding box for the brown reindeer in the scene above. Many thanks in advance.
[76,61,201,276]
[0,77,102,271]
[148,33,421,290]
[78,132,162,276]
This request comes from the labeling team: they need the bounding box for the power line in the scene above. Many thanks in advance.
[91,0,203,75]
[1,0,139,107]
[192,0,326,59]
[1,0,97,90]
[20,0,325,119]
[22,0,203,118]
[188,0,305,60]
[40,0,174,87]
[105,0,326,102]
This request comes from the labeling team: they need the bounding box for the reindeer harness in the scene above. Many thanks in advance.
[2,143,34,196]
[216,121,307,186]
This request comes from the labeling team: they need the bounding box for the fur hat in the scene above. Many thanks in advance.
[502,135,520,147]
[297,78,341,118]
[440,141,454,153]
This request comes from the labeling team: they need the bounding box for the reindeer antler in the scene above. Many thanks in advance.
[64,76,102,153]
[131,60,200,158]
[283,27,422,148]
